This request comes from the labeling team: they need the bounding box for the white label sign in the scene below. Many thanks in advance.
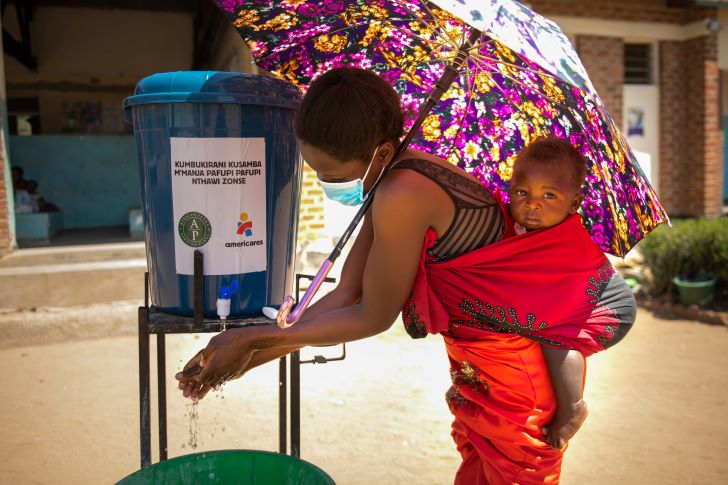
[171,137,267,276]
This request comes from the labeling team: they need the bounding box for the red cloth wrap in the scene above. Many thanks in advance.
[401,213,623,484]
[403,214,621,356]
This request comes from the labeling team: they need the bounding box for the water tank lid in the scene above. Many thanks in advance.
[123,71,300,110]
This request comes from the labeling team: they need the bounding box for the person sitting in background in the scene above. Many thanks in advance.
[11,166,22,188]
[11,166,36,214]
[25,179,59,212]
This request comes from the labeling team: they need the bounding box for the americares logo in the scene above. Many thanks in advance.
[236,212,253,237]
[226,211,264,248]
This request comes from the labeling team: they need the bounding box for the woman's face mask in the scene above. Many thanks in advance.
[318,146,385,206]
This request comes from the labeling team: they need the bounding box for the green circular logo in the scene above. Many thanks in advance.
[178,212,212,248]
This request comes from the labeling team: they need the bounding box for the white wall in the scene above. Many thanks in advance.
[623,85,660,192]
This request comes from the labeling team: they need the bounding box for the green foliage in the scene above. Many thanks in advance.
[637,217,728,296]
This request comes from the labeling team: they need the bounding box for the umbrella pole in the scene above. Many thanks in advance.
[285,29,482,326]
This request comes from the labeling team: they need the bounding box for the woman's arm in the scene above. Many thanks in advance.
[291,212,373,319]
[235,215,376,371]
[251,180,428,347]
[177,210,376,397]
[188,172,433,389]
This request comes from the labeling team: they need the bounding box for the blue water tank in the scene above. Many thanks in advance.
[124,71,302,318]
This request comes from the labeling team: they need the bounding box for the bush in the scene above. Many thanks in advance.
[637,216,728,297]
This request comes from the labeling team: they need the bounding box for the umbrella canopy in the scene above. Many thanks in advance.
[214,0,668,257]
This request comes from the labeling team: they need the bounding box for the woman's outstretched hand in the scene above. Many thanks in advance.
[175,328,255,400]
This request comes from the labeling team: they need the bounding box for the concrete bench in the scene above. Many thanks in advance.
[16,211,63,242]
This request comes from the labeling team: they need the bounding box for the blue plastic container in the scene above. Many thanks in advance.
[124,71,301,318]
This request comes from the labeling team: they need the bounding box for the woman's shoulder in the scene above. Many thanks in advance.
[377,162,436,201]
[394,149,489,188]
[373,154,450,221]
[393,148,452,171]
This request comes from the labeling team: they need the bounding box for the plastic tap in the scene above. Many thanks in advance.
[216,280,239,320]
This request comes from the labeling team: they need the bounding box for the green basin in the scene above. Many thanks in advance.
[117,450,336,485]
[672,275,717,307]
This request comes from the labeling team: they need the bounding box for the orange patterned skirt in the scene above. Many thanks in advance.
[444,333,563,484]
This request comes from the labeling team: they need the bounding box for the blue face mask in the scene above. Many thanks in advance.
[318,146,385,206]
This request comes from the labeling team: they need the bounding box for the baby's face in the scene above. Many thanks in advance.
[509,157,583,231]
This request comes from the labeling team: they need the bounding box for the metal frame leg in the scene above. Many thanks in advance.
[138,307,151,468]
[279,355,287,454]
[291,350,301,458]
[287,273,340,459]
[157,334,168,461]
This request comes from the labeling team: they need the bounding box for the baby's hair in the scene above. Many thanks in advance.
[295,67,404,162]
[515,137,587,191]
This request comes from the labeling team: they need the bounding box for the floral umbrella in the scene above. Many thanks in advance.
[214,0,668,259]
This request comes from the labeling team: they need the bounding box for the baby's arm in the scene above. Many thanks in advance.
[541,346,589,449]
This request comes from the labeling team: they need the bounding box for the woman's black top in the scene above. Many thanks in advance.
[391,158,503,262]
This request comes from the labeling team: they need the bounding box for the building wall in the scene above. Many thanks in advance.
[3,6,195,135]
[688,34,723,217]
[532,0,724,218]
[0,3,328,248]
[0,127,11,256]
[659,35,722,217]
[624,85,661,190]
[575,35,625,129]
[0,6,196,248]
[659,40,688,213]
[529,0,711,23]
[298,165,326,244]
[8,135,139,229]
[3,6,194,85]
[0,15,15,256]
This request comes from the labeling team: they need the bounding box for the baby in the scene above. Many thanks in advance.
[508,137,636,449]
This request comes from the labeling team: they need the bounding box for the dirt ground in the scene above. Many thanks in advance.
[0,308,726,484]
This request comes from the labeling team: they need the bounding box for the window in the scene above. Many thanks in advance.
[7,97,41,136]
[624,43,653,85]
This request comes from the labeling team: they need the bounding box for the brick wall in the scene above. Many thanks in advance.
[0,157,10,257]
[659,40,687,213]
[659,35,722,217]
[575,35,624,129]
[528,0,711,23]
[687,34,722,217]
[296,164,326,245]
[0,128,12,257]
[527,0,724,217]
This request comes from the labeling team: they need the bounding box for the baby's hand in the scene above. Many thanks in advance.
[276,296,296,329]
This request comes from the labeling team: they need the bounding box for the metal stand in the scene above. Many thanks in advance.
[289,273,345,457]
[138,250,344,467]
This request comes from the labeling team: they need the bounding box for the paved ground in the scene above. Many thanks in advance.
[0,308,726,484]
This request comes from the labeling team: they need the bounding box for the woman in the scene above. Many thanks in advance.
[177,67,562,484]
